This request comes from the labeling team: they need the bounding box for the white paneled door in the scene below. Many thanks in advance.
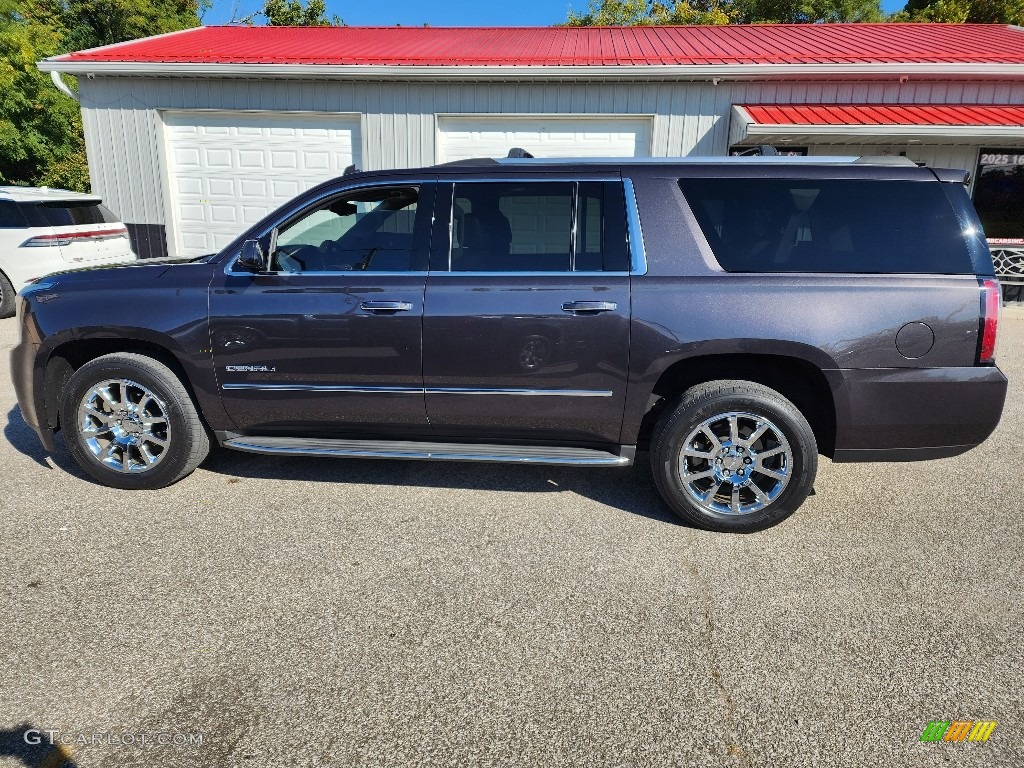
[163,112,361,257]
[437,116,652,163]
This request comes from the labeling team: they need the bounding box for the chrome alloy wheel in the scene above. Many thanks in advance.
[678,411,793,516]
[77,379,171,473]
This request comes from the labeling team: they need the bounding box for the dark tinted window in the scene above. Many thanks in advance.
[35,201,119,227]
[576,182,630,272]
[0,201,27,228]
[972,149,1024,243]
[450,181,629,272]
[678,178,973,274]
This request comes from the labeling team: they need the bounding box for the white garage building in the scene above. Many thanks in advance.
[39,23,1024,289]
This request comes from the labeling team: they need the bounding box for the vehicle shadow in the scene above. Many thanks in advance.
[3,406,89,480]
[0,724,79,767]
[199,445,684,527]
[3,404,682,526]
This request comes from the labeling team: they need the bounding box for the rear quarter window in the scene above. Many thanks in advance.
[678,178,973,275]
[34,201,119,227]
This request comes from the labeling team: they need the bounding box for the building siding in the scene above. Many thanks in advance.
[75,76,1024,242]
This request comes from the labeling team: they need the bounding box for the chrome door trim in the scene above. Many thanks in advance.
[221,383,423,393]
[427,387,613,397]
[220,383,613,397]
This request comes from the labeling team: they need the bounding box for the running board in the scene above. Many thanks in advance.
[222,436,633,466]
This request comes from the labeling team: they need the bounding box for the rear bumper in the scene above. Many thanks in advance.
[829,365,1008,463]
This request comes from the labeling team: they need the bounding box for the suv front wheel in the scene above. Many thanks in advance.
[60,353,210,490]
[651,380,818,533]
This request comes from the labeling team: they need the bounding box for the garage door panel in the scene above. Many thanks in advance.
[437,117,651,163]
[164,112,360,257]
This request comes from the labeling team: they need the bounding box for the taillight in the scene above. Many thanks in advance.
[21,226,129,247]
[978,278,1000,365]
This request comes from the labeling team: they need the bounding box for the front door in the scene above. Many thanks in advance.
[210,182,435,435]
[423,179,631,444]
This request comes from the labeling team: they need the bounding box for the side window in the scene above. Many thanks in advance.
[449,181,629,272]
[678,177,973,275]
[452,182,572,272]
[0,201,27,229]
[270,186,425,273]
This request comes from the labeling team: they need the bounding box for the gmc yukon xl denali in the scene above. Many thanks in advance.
[10,156,1008,532]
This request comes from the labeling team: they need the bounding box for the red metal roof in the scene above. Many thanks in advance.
[742,104,1024,126]
[53,24,1024,67]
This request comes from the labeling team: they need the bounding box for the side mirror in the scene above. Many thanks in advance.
[237,239,265,272]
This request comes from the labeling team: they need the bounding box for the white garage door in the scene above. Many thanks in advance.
[163,112,361,257]
[437,116,651,163]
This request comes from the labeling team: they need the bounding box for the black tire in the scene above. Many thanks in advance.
[0,271,15,318]
[651,380,818,533]
[60,352,209,490]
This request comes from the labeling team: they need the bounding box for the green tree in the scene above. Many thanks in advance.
[895,0,1024,22]
[731,0,885,22]
[567,0,888,23]
[0,0,202,191]
[0,1,87,189]
[263,0,341,26]
[567,0,732,25]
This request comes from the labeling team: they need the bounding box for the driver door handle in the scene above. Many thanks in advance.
[360,300,413,312]
[561,301,618,314]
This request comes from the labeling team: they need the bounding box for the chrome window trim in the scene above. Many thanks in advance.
[223,178,435,276]
[623,177,648,276]
[221,383,613,397]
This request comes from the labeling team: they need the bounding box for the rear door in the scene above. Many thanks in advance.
[423,177,632,444]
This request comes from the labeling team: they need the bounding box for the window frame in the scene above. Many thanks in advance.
[437,177,642,276]
[226,180,436,277]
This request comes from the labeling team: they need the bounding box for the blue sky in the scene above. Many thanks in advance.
[204,0,907,27]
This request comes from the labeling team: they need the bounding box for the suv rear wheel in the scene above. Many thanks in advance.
[651,380,817,533]
[60,353,209,489]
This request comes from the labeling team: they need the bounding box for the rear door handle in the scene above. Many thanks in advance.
[360,300,413,312]
[561,301,618,314]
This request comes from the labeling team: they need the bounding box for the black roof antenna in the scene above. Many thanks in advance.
[342,164,360,175]
[507,148,535,159]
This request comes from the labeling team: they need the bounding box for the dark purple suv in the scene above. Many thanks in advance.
[10,156,1008,532]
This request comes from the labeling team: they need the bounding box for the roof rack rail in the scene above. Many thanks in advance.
[853,155,917,166]
[434,157,500,167]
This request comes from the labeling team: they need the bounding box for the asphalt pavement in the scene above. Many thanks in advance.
[1,312,1021,768]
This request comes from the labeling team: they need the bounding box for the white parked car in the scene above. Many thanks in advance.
[0,186,137,317]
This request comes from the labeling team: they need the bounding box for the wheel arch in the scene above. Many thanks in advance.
[636,352,836,458]
[42,332,206,435]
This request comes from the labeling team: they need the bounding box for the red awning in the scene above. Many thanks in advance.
[741,104,1024,127]
[731,104,1024,146]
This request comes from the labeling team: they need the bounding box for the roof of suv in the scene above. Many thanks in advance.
[0,186,102,203]
[436,155,918,168]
